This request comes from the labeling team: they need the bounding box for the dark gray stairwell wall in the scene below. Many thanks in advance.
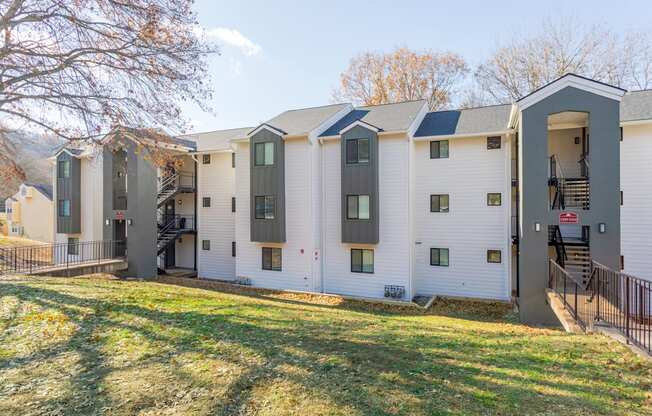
[341,125,379,244]
[102,142,157,279]
[518,86,621,324]
[56,152,81,234]
[249,129,286,242]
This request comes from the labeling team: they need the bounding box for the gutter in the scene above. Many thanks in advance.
[412,129,515,141]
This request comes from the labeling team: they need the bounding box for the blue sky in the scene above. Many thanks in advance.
[185,0,652,132]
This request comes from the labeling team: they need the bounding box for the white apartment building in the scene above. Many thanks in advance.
[52,75,652,323]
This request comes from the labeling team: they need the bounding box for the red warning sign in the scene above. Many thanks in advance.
[559,211,579,224]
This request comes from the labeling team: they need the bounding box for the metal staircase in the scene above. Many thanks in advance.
[158,173,180,207]
[560,178,590,210]
[549,155,590,210]
[156,214,195,255]
[564,245,591,284]
[549,225,592,285]
[156,172,196,258]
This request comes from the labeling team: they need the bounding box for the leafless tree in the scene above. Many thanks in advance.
[472,18,652,104]
[0,0,217,143]
[333,47,468,111]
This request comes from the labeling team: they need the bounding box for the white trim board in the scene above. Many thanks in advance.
[339,119,381,134]
[247,124,287,138]
[517,74,626,111]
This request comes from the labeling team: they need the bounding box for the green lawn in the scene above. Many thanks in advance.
[0,276,650,416]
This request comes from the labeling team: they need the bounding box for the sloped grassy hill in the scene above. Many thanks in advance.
[0,276,651,416]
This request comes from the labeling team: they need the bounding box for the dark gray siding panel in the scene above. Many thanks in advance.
[56,152,81,233]
[518,86,621,324]
[249,129,286,242]
[341,125,379,244]
[102,143,157,279]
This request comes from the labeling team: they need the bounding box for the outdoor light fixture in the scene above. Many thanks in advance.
[105,219,110,226]
[178,199,182,205]
[127,219,133,226]
[599,223,606,233]
[534,222,541,232]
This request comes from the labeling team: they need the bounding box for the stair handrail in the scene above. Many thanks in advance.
[552,225,568,268]
[578,156,590,178]
[549,154,566,181]
[158,172,179,194]
[549,154,567,210]
[158,214,178,237]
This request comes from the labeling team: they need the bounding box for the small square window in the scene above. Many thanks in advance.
[430,140,449,159]
[487,136,501,150]
[430,248,449,267]
[262,247,282,271]
[202,197,211,208]
[487,250,502,263]
[351,249,374,273]
[346,138,370,164]
[202,154,211,164]
[231,197,236,213]
[347,195,370,220]
[254,142,275,166]
[487,193,502,206]
[430,194,449,212]
[255,196,275,219]
[202,240,210,250]
[67,237,79,255]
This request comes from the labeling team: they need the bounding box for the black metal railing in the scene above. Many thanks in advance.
[158,173,195,193]
[549,259,593,330]
[158,214,195,232]
[592,261,651,354]
[549,259,651,354]
[0,240,126,275]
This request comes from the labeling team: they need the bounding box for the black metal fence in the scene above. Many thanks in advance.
[549,259,651,354]
[0,240,126,275]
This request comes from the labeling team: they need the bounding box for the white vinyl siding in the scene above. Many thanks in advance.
[413,136,511,301]
[620,124,652,281]
[197,152,235,279]
[322,135,411,299]
[235,139,314,291]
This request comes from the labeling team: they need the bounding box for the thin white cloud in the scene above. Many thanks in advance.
[198,27,262,57]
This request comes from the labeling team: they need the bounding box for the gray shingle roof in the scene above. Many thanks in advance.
[320,100,426,137]
[25,183,53,200]
[414,104,512,138]
[180,127,252,152]
[621,90,652,122]
[263,103,351,136]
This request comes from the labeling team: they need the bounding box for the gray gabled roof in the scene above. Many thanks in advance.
[621,90,652,123]
[181,127,253,152]
[414,104,512,138]
[320,100,426,137]
[25,183,53,200]
[262,103,351,136]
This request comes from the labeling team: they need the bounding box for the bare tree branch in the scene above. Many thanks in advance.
[333,47,468,111]
[0,0,218,143]
[470,18,652,104]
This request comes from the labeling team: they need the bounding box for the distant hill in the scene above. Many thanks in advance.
[0,131,63,202]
